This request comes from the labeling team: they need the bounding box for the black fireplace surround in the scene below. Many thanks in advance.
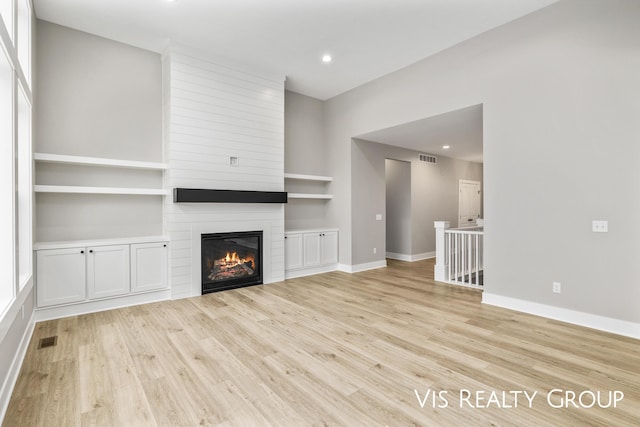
[201,231,263,294]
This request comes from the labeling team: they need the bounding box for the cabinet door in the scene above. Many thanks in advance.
[284,233,304,270]
[321,231,339,265]
[36,248,87,307]
[131,242,168,293]
[87,245,130,299]
[303,233,322,268]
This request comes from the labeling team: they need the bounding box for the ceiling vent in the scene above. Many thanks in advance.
[419,153,437,164]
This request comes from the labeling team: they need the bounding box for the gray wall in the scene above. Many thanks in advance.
[36,20,162,160]
[325,0,640,323]
[284,90,334,230]
[385,159,411,255]
[35,21,163,241]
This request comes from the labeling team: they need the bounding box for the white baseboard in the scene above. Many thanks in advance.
[338,260,387,274]
[482,293,640,340]
[386,252,435,262]
[34,289,171,322]
[0,311,35,422]
[285,264,338,280]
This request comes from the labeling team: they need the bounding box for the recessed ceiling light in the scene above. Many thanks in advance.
[322,54,333,63]
[442,145,450,149]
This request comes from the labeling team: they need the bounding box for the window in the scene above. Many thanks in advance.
[0,45,14,313]
[0,0,31,318]
[17,80,31,290]
[0,0,13,45]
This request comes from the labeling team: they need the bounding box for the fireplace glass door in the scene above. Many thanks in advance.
[201,231,263,294]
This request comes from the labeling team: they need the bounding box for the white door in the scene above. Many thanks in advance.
[131,242,168,293]
[303,233,322,268]
[36,248,87,307]
[87,244,130,299]
[320,231,338,265]
[284,233,304,270]
[458,180,481,227]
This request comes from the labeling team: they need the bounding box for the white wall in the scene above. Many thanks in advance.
[324,0,640,325]
[163,46,286,299]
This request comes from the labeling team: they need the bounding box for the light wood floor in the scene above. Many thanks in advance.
[4,259,640,426]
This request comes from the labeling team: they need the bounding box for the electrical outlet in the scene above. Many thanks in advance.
[553,282,561,294]
[375,214,383,221]
[373,247,377,254]
[592,220,608,233]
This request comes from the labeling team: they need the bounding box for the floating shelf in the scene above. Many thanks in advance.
[34,153,168,170]
[284,173,333,182]
[288,193,333,200]
[35,185,168,196]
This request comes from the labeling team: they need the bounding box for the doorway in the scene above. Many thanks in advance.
[385,159,411,259]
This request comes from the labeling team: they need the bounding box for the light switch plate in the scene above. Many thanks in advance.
[592,220,608,233]
[376,214,383,221]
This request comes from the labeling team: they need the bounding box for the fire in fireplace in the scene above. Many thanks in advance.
[201,231,263,294]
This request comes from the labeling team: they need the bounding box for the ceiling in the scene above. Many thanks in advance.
[33,0,559,101]
[356,104,484,163]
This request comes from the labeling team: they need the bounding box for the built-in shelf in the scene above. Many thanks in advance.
[34,153,168,170]
[34,235,170,251]
[288,193,333,200]
[284,173,333,182]
[35,185,168,196]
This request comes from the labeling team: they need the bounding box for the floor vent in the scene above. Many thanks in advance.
[419,153,437,164]
[37,336,58,349]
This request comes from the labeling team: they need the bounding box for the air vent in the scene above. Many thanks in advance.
[419,154,437,164]
[38,336,58,349]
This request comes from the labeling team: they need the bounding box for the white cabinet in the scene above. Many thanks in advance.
[284,233,304,270]
[320,231,339,264]
[36,248,87,307]
[35,237,169,312]
[87,245,130,299]
[131,242,168,293]
[303,233,322,267]
[285,229,339,279]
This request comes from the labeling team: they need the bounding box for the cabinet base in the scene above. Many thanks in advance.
[285,263,338,280]
[34,289,171,322]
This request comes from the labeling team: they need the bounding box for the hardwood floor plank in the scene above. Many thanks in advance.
[4,258,639,426]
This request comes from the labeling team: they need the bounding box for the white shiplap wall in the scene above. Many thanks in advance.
[163,46,285,299]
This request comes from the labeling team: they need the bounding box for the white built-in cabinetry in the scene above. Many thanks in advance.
[284,229,338,279]
[34,152,169,320]
[35,237,168,317]
[284,173,333,200]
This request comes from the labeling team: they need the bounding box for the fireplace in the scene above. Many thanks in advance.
[201,231,263,294]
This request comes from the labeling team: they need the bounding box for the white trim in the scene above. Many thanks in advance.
[34,185,167,196]
[288,193,333,200]
[34,289,170,322]
[284,173,333,182]
[338,260,387,274]
[0,311,35,422]
[34,153,168,170]
[482,293,640,340]
[386,251,435,262]
[34,235,169,251]
[285,264,338,280]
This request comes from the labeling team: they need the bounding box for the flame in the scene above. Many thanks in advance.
[220,251,254,268]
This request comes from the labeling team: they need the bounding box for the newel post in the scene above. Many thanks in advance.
[434,221,450,281]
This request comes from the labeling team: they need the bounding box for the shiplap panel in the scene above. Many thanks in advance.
[164,46,285,297]
[171,103,283,132]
